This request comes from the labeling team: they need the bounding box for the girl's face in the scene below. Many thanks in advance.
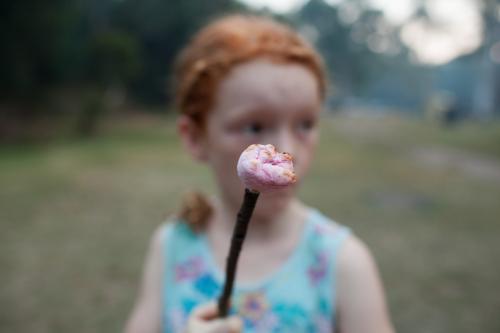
[184,58,322,218]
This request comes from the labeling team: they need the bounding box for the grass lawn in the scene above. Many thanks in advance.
[1,113,499,332]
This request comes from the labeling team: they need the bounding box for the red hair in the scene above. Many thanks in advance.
[174,14,327,125]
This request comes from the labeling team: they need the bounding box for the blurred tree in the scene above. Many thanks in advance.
[294,0,364,96]
[0,0,90,141]
[3,0,492,141]
[112,0,247,105]
[293,0,424,111]
[74,31,142,137]
[0,0,83,101]
[89,32,141,86]
[474,0,500,117]
[0,0,249,140]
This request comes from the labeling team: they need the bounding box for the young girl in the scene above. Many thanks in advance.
[125,15,394,333]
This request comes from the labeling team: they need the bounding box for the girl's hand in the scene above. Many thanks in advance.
[186,302,243,333]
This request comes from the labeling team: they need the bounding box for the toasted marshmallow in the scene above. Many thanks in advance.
[237,144,297,192]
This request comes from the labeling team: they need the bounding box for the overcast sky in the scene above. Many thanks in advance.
[237,0,484,65]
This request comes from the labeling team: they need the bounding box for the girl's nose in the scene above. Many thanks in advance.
[273,128,295,157]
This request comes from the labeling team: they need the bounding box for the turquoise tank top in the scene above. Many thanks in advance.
[161,208,351,332]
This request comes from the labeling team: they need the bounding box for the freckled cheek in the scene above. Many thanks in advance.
[218,128,253,152]
[210,145,241,177]
[294,138,317,180]
[207,131,245,159]
[294,156,311,180]
[210,156,243,194]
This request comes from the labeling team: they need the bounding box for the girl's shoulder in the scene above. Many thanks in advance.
[325,216,394,332]
[305,208,352,248]
[306,208,375,270]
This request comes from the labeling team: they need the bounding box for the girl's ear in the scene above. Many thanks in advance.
[177,115,209,162]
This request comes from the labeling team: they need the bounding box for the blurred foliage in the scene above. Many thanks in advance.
[0,0,245,104]
[0,0,82,99]
[110,0,246,103]
[292,0,426,105]
[0,0,247,141]
[0,0,498,141]
[88,31,141,85]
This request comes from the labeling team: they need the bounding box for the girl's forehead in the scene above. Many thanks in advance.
[213,59,321,118]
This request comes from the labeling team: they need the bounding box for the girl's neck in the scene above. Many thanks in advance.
[208,195,308,243]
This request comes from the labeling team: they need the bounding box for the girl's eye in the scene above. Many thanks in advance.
[242,122,264,135]
[298,119,315,132]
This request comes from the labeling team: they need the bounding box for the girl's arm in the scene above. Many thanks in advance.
[124,226,164,333]
[335,235,395,333]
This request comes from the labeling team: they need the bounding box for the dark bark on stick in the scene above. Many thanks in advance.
[217,188,260,317]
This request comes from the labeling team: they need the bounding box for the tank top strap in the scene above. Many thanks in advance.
[161,220,209,331]
[302,209,352,318]
[308,208,352,251]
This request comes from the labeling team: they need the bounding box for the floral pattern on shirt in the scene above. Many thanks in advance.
[169,247,334,332]
[164,214,349,333]
[308,250,329,286]
[175,255,205,282]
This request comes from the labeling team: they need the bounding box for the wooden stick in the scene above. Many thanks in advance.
[217,188,260,317]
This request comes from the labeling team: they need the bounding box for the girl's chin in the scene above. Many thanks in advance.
[260,186,295,201]
[253,189,294,218]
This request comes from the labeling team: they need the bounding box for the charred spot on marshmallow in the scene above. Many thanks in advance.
[237,144,297,192]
